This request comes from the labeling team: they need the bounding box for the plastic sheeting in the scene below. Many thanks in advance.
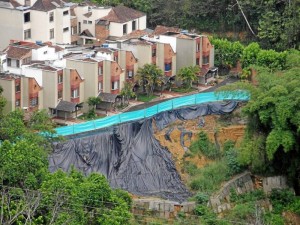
[50,101,240,202]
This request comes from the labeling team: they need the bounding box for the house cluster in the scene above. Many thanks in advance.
[0,0,217,119]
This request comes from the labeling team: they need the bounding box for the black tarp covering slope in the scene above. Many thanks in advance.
[50,101,239,202]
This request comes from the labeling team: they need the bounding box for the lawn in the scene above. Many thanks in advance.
[137,94,158,102]
[171,86,198,93]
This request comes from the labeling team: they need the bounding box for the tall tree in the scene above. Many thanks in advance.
[120,81,135,105]
[135,64,163,96]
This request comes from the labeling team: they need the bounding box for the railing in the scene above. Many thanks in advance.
[55,91,249,136]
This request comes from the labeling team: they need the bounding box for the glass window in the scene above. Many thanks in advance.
[58,90,63,99]
[98,66,103,75]
[15,99,20,107]
[63,27,69,32]
[83,20,87,24]
[88,21,92,24]
[63,10,69,16]
[58,74,63,83]
[49,12,54,22]
[71,88,79,98]
[50,28,54,39]
[165,63,172,72]
[196,43,200,52]
[111,81,119,90]
[7,58,11,66]
[123,24,127,35]
[203,56,209,64]
[132,20,136,31]
[15,83,20,92]
[30,97,38,107]
[98,82,102,91]
[127,70,133,79]
[24,29,31,39]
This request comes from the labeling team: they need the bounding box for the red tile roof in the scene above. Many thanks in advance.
[100,5,145,23]
[4,46,32,59]
[153,25,181,35]
[31,0,64,12]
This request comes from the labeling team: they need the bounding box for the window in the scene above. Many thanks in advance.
[127,70,133,79]
[24,29,31,39]
[132,20,136,31]
[98,82,102,91]
[71,26,77,35]
[98,66,103,75]
[111,81,119,90]
[83,20,87,24]
[49,12,54,22]
[58,74,63,83]
[123,24,127,35]
[196,43,200,52]
[114,56,118,62]
[202,55,209,65]
[16,60,20,68]
[7,58,11,66]
[63,10,69,16]
[71,88,79,98]
[50,28,54,39]
[152,48,156,57]
[58,90,63,99]
[78,22,81,33]
[165,63,172,72]
[15,99,20,107]
[30,97,38,107]
[43,51,47,54]
[88,21,92,24]
[63,27,69,32]
[196,58,199,65]
[24,12,30,23]
[15,83,20,92]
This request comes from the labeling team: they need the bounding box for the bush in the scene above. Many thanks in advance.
[230,189,266,203]
[189,131,221,160]
[195,192,209,205]
[227,203,255,221]
[269,189,295,214]
[263,213,285,225]
[190,160,229,193]
[183,161,199,176]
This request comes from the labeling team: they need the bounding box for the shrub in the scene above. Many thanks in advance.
[189,131,221,160]
[269,189,295,214]
[183,161,199,176]
[195,192,209,205]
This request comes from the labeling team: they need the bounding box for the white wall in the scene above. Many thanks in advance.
[96,52,112,60]
[55,7,71,44]
[109,22,123,37]
[31,10,50,43]
[158,35,177,53]
[0,8,24,49]
[22,66,43,86]
[0,54,8,72]
[138,15,146,30]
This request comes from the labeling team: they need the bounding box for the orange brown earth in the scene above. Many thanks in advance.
[154,113,246,181]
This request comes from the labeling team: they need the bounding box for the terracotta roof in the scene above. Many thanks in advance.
[5,46,32,59]
[31,0,65,12]
[119,29,150,40]
[80,29,94,37]
[43,42,64,52]
[83,12,92,18]
[0,0,21,8]
[100,5,145,23]
[56,100,78,112]
[153,25,181,35]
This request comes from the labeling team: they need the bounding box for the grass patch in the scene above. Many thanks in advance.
[77,113,106,121]
[137,94,158,102]
[172,86,198,93]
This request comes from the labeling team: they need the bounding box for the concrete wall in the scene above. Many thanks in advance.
[0,79,14,113]
[42,70,57,109]
[263,176,289,194]
[0,8,24,49]
[176,38,195,73]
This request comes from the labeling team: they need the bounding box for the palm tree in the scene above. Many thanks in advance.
[177,66,200,89]
[135,64,164,96]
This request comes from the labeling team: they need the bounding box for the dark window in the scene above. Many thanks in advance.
[78,22,81,33]
[98,66,103,75]
[16,60,20,68]
[58,74,63,83]
[58,90,63,99]
[111,81,119,90]
[15,83,20,92]
[63,10,69,16]
[88,21,92,24]
[24,12,30,23]
[123,24,127,35]
[196,58,200,65]
[50,28,54,39]
[165,63,172,72]
[132,20,136,31]
[49,12,54,22]
[83,20,87,24]
[152,48,156,57]
[24,29,31,39]
[63,27,69,32]
[7,58,11,66]
[203,55,209,64]
[30,97,38,107]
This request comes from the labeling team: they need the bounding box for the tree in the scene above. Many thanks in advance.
[87,97,101,119]
[0,85,6,117]
[120,81,136,105]
[241,42,261,68]
[177,65,200,88]
[135,64,164,96]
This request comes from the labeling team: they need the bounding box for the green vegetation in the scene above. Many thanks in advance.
[87,96,102,119]
[177,65,200,89]
[0,91,132,224]
[137,93,157,102]
[171,86,197,93]
[120,81,136,105]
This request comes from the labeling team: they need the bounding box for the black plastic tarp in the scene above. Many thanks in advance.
[49,101,239,202]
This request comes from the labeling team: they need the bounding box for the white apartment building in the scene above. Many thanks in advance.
[0,0,73,49]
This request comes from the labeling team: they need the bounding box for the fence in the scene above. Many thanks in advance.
[55,91,249,136]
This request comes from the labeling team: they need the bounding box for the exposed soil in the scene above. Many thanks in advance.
[154,111,246,181]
